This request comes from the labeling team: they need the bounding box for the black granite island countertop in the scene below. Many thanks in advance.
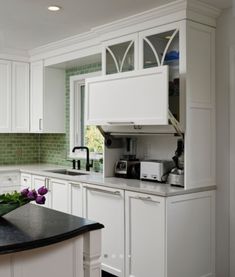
[0,204,104,255]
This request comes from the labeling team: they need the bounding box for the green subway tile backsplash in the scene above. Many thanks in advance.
[0,134,40,165]
[0,62,102,169]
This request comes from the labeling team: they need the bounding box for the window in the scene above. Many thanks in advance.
[70,72,103,160]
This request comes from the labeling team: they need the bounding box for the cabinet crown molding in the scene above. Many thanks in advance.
[29,0,221,61]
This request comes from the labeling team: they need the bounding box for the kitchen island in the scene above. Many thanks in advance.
[0,204,104,277]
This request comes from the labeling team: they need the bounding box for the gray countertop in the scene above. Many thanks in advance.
[0,164,216,197]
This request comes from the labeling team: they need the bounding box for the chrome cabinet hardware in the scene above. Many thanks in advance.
[136,196,152,201]
[107,121,134,125]
[39,118,43,130]
[89,187,121,196]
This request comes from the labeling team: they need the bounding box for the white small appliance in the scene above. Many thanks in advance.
[140,160,174,182]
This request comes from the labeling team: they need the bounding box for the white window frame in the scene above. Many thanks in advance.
[69,71,102,160]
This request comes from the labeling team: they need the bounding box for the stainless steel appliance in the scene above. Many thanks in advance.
[115,160,140,179]
[140,160,174,182]
[167,139,184,187]
[167,168,184,187]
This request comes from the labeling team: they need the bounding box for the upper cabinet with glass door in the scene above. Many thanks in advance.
[139,22,183,127]
[102,34,138,75]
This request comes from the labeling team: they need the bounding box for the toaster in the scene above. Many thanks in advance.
[140,160,174,182]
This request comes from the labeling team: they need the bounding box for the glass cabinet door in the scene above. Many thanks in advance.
[105,40,135,75]
[142,29,180,121]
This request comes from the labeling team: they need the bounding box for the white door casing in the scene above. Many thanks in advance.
[229,45,235,277]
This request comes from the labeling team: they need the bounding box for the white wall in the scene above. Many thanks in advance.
[216,8,235,277]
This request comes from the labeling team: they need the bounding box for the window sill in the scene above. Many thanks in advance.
[68,152,103,161]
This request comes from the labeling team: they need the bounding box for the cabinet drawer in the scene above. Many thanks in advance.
[0,172,20,187]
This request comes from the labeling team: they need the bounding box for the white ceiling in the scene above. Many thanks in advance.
[0,0,232,52]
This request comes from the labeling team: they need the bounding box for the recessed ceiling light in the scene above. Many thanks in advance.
[48,5,61,11]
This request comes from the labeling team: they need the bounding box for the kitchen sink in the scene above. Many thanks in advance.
[45,169,88,176]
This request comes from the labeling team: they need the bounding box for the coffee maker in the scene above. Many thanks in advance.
[114,138,140,179]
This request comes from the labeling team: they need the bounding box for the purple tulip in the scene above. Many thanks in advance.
[35,195,46,205]
[27,189,37,200]
[21,188,29,197]
[37,186,48,196]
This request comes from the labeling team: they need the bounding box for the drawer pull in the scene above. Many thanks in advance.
[89,187,121,196]
[45,178,51,191]
[136,196,152,201]
[107,121,134,125]
[8,178,12,181]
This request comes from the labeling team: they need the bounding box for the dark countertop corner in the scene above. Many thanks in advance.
[0,204,104,255]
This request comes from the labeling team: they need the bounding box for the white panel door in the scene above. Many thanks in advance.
[125,191,165,277]
[30,61,43,132]
[51,178,70,213]
[20,173,32,190]
[71,183,83,217]
[12,62,30,132]
[0,60,11,132]
[84,184,125,277]
[85,66,169,126]
[32,175,51,208]
[166,191,215,277]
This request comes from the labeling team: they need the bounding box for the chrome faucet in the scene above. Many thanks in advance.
[72,146,93,171]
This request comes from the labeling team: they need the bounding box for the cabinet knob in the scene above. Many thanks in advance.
[104,254,108,258]
[8,178,12,181]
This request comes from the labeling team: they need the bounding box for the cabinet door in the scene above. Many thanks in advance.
[32,175,51,208]
[12,62,30,132]
[50,178,70,213]
[30,61,43,133]
[166,191,215,277]
[71,183,83,217]
[139,21,185,129]
[125,191,165,277]
[0,172,20,194]
[85,66,168,126]
[102,34,138,75]
[0,60,11,132]
[20,173,32,190]
[84,185,125,277]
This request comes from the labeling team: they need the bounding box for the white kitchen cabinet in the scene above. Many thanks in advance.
[32,176,70,212]
[125,190,215,277]
[20,173,32,190]
[84,184,125,276]
[125,191,165,277]
[50,178,70,213]
[12,62,30,132]
[0,171,20,194]
[85,66,169,126]
[32,175,51,208]
[0,60,29,133]
[102,33,138,75]
[0,60,11,132]
[30,61,65,133]
[166,191,215,277]
[71,183,83,217]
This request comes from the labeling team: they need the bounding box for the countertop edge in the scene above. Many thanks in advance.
[0,164,217,197]
[0,221,104,255]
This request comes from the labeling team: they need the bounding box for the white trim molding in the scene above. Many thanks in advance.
[229,45,235,277]
[29,0,221,63]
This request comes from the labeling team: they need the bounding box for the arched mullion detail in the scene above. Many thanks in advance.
[161,29,179,66]
[106,46,120,73]
[144,37,161,66]
[120,40,134,72]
